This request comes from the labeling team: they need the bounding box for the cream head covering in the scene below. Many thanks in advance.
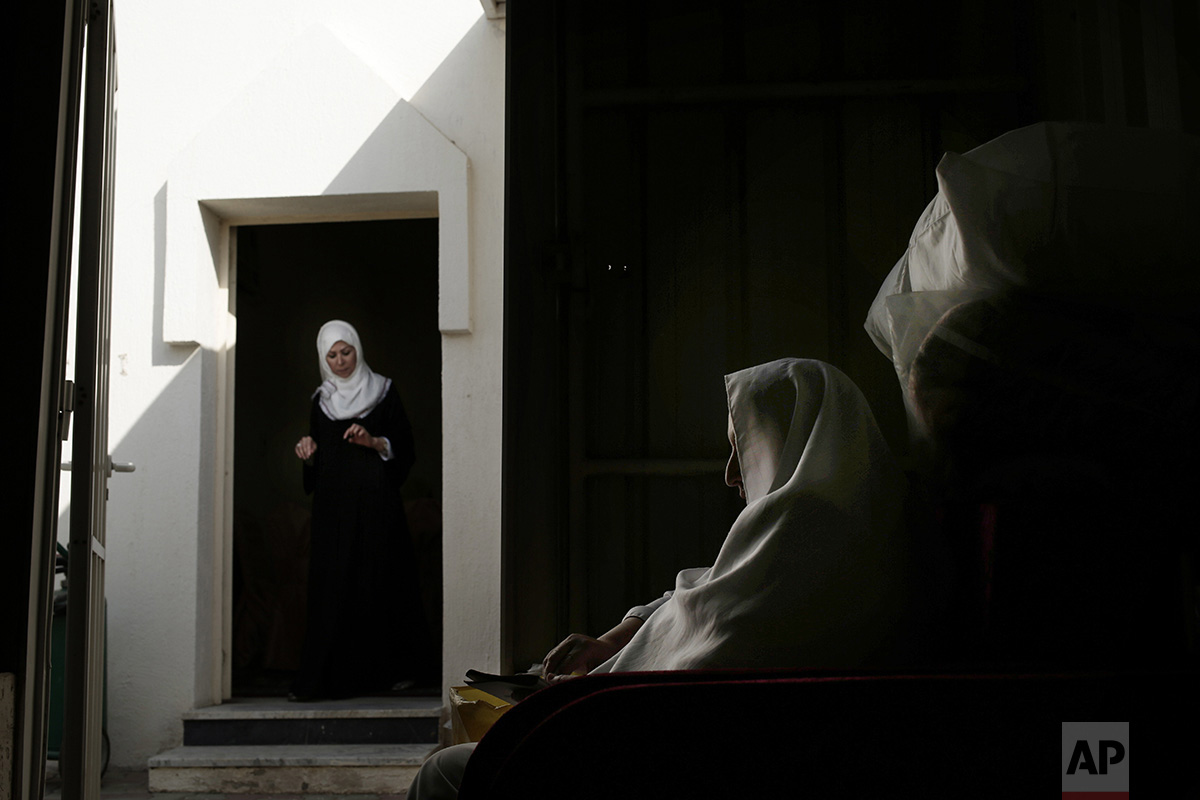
[863,122,1199,442]
[314,320,390,420]
[595,359,923,672]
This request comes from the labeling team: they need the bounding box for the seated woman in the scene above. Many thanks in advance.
[409,358,944,799]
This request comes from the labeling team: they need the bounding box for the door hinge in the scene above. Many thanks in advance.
[60,379,76,441]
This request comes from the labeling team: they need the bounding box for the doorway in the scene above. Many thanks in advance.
[230,218,442,697]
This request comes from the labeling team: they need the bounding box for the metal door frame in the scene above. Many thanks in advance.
[61,1,117,798]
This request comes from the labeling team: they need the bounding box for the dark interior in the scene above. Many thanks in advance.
[501,0,1200,671]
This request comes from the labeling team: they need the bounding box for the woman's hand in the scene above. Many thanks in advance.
[295,436,317,462]
[344,423,386,453]
[542,616,644,683]
[543,635,620,683]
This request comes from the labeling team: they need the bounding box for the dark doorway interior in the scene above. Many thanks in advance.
[231,218,442,697]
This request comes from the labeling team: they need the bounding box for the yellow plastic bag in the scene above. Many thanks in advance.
[449,685,512,744]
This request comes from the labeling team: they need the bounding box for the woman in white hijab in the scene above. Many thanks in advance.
[547,357,929,677]
[290,320,428,701]
[409,358,937,799]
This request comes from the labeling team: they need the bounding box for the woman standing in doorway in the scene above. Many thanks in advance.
[291,319,426,701]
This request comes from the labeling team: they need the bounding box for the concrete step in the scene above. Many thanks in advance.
[147,743,438,794]
[181,696,442,746]
[149,698,444,793]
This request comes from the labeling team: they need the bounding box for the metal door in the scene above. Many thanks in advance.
[60,1,118,798]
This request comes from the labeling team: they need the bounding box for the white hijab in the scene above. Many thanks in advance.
[314,320,390,420]
[596,358,919,672]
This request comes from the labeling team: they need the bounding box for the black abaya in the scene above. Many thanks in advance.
[292,383,427,699]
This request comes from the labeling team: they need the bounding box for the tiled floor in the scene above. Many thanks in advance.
[43,767,409,800]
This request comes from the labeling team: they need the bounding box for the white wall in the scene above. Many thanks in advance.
[103,0,503,767]
[410,13,508,694]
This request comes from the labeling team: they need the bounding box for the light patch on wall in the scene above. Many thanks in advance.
[323,1,484,100]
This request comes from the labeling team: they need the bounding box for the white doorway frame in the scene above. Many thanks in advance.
[157,63,477,709]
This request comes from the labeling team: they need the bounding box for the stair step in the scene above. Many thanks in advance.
[148,743,438,794]
[182,697,442,746]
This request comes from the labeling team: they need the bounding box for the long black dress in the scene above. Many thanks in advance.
[291,383,426,699]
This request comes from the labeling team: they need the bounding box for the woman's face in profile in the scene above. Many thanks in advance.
[325,340,358,379]
[725,413,745,501]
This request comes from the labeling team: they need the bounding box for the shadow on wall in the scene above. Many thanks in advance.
[326,14,503,196]
[82,345,212,765]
